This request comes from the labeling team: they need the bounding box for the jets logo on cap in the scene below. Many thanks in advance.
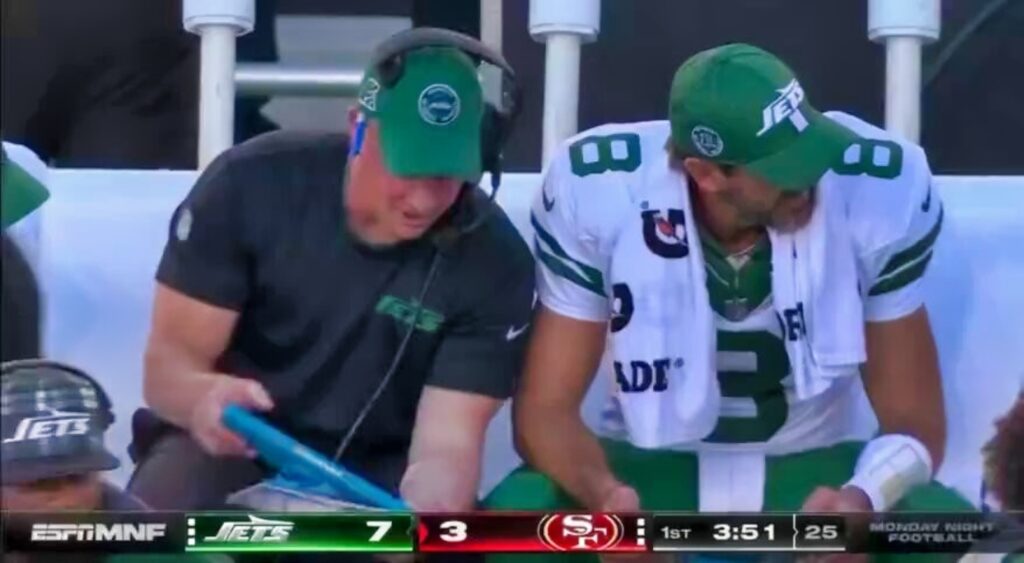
[757,79,808,137]
[691,126,724,157]
[3,408,91,444]
[418,84,460,126]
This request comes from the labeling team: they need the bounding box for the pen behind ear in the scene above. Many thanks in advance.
[350,112,368,157]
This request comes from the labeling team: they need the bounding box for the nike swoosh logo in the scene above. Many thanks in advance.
[542,189,555,212]
[921,186,932,212]
[506,324,529,341]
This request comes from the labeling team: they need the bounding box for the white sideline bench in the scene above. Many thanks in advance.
[31,170,1024,506]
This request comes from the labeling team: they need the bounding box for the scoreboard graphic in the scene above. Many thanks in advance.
[3,511,1021,555]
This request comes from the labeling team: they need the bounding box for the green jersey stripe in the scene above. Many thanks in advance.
[531,213,606,296]
[869,250,934,296]
[878,206,944,278]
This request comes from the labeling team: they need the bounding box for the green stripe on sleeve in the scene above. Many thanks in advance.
[531,213,606,296]
[869,250,934,296]
[878,206,944,278]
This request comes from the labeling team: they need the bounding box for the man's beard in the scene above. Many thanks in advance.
[720,190,775,229]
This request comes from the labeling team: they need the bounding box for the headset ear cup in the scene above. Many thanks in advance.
[377,55,404,88]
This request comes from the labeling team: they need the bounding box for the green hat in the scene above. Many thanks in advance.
[1,147,50,229]
[669,43,859,191]
[357,46,484,181]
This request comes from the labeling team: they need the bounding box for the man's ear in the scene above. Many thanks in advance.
[682,157,725,194]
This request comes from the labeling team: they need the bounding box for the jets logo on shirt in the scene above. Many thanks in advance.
[641,209,689,259]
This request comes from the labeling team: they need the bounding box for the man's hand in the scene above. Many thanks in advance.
[802,486,872,513]
[188,374,274,457]
[597,483,674,563]
[598,482,641,512]
[800,486,871,563]
[399,458,473,512]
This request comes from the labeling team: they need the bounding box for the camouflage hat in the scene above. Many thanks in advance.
[1,360,119,485]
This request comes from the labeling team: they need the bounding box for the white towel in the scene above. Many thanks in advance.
[608,177,864,448]
[768,181,865,399]
[607,182,719,447]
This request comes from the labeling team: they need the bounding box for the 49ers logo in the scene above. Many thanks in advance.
[538,514,625,551]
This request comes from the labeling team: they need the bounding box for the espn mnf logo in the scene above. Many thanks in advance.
[538,514,627,551]
[189,514,294,546]
[31,522,167,542]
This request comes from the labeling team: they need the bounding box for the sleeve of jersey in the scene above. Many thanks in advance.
[428,248,536,399]
[531,154,611,323]
[155,152,251,310]
[862,154,944,322]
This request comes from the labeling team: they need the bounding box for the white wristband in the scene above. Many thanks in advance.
[844,434,934,511]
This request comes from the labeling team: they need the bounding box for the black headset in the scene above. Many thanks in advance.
[365,27,522,190]
[1,359,115,427]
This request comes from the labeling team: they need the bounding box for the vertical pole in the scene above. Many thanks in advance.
[885,37,923,141]
[541,34,582,164]
[479,0,504,106]
[868,0,940,143]
[183,0,255,169]
[198,26,238,169]
[529,0,601,166]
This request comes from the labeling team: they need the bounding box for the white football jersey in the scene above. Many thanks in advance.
[532,111,942,454]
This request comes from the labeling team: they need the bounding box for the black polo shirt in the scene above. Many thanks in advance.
[156,130,534,473]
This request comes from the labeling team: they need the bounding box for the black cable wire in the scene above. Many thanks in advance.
[330,248,445,463]
[328,178,502,466]
[924,0,1010,88]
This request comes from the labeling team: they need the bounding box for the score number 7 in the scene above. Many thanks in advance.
[367,520,393,543]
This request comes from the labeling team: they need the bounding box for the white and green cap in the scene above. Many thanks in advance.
[357,47,484,181]
[670,43,860,191]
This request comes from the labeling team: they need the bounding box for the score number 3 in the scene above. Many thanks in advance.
[439,520,468,542]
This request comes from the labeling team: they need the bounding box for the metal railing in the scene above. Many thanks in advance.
[186,0,940,170]
[235,63,363,97]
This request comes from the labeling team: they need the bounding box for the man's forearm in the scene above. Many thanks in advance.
[143,343,217,429]
[863,310,947,470]
[516,406,619,509]
[402,448,482,511]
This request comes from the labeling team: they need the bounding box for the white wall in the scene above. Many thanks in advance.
[36,170,1024,505]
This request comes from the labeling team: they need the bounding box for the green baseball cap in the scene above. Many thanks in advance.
[2,147,49,229]
[669,43,859,191]
[357,46,484,181]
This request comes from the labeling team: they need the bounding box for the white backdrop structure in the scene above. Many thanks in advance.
[34,169,1024,503]
[187,0,942,164]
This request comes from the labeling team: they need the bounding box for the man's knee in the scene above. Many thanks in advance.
[128,429,265,510]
